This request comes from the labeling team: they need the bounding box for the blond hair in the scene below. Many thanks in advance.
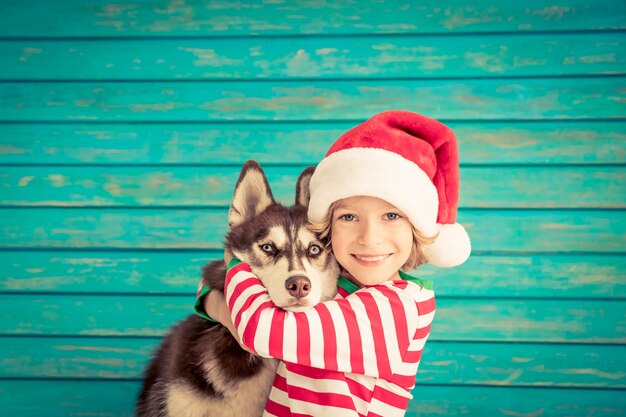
[308,201,436,272]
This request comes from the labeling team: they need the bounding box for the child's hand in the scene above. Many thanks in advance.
[205,288,252,353]
[223,249,234,266]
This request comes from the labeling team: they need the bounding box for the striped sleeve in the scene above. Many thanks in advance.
[225,262,434,379]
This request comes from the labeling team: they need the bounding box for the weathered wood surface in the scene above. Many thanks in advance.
[1,1,624,416]
[1,0,624,37]
[1,380,624,417]
[1,166,624,208]
[2,78,625,121]
[3,337,625,388]
[2,252,624,298]
[2,121,625,165]
[2,33,625,80]
[2,294,624,343]
[2,208,624,252]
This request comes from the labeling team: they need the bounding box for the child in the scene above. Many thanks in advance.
[204,110,471,416]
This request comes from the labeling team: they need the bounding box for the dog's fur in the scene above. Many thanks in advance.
[136,161,339,417]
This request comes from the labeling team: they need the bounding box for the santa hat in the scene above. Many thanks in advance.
[308,110,471,268]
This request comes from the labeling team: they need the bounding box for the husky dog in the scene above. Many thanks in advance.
[136,161,340,417]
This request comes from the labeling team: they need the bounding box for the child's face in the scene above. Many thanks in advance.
[330,196,413,286]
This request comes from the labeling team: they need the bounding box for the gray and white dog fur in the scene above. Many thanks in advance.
[136,161,340,417]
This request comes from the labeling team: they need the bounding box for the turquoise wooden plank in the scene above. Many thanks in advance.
[0,380,140,417]
[406,385,626,416]
[466,210,626,253]
[1,0,623,37]
[1,208,624,252]
[2,252,624,299]
[0,208,228,249]
[3,33,624,80]
[420,254,626,298]
[0,251,210,294]
[2,166,623,208]
[0,294,192,337]
[3,337,625,388]
[432,298,626,343]
[2,78,625,121]
[0,337,156,379]
[1,380,624,417]
[465,166,625,208]
[0,166,300,207]
[2,121,625,165]
[417,342,626,388]
[1,294,624,342]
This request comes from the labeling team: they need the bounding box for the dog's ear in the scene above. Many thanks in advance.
[295,166,315,207]
[228,160,275,227]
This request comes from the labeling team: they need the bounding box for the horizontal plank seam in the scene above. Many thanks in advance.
[1,163,625,168]
[0,334,621,346]
[0,205,626,214]
[1,28,625,41]
[2,118,626,124]
[2,375,626,392]
[0,248,625,255]
[2,291,625,302]
[2,73,626,82]
[1,334,623,348]
[1,118,625,125]
[0,249,624,256]
[2,74,626,83]
[1,376,624,391]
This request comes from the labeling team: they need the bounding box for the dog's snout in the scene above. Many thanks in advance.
[285,276,311,299]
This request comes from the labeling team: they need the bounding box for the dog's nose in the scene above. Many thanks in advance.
[285,276,311,299]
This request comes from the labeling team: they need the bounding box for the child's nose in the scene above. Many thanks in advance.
[357,220,383,246]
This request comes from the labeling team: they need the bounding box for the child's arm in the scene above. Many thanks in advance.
[191,256,251,353]
[193,251,234,321]
[205,285,253,353]
[225,260,435,379]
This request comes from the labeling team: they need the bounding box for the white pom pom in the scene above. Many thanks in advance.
[422,223,471,268]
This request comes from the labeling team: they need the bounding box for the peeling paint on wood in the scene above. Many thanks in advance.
[1,295,624,343]
[1,166,624,208]
[2,380,624,416]
[1,78,624,121]
[3,338,625,388]
[1,208,625,251]
[1,33,624,80]
[2,121,624,164]
[1,1,624,36]
[2,252,624,298]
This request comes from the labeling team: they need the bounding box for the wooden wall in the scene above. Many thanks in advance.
[1,1,625,415]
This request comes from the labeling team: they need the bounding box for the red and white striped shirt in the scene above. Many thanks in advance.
[225,261,436,417]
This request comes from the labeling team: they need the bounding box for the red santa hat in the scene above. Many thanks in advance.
[308,110,471,268]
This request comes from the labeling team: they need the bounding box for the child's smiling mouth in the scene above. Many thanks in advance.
[352,254,391,265]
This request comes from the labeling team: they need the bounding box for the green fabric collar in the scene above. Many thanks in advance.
[337,276,360,294]
[228,258,242,269]
[337,270,433,294]
[399,269,434,291]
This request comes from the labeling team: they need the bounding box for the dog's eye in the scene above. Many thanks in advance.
[308,244,321,256]
[260,243,276,254]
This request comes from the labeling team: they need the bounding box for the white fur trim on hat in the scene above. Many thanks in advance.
[308,147,439,237]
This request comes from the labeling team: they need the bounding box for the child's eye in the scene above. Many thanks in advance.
[385,213,400,220]
[339,214,356,222]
